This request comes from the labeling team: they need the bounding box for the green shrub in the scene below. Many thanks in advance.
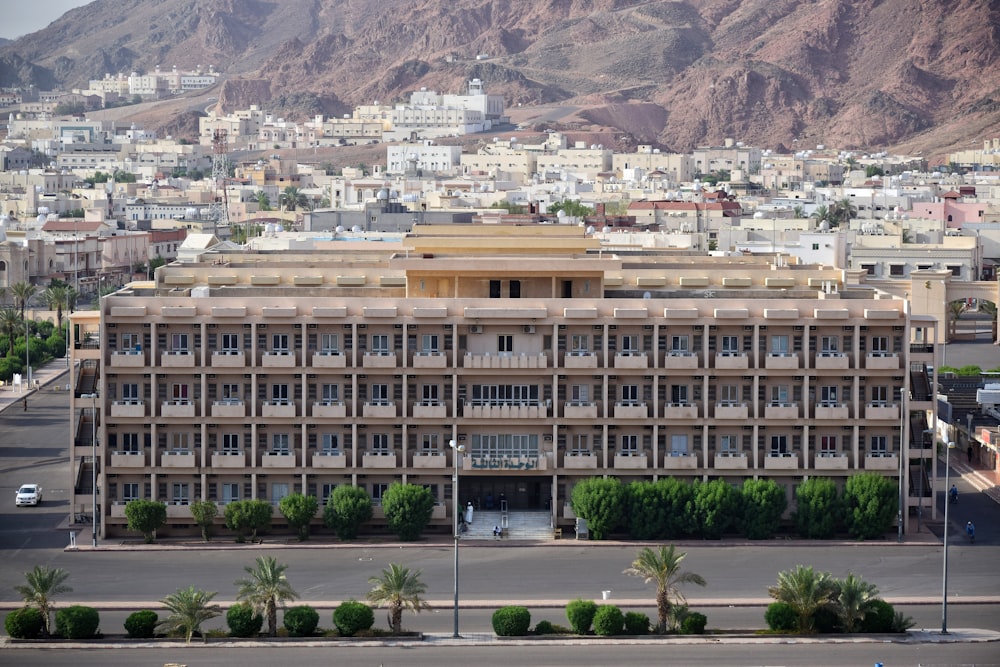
[5,607,44,639]
[55,605,100,639]
[282,605,319,637]
[859,599,894,633]
[623,611,650,635]
[226,603,263,637]
[492,606,531,636]
[765,602,797,631]
[592,605,624,636]
[333,600,375,637]
[680,611,707,634]
[533,619,556,635]
[891,611,915,633]
[124,610,158,638]
[565,598,598,634]
[812,607,839,633]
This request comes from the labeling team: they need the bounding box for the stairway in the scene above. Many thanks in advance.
[460,510,554,541]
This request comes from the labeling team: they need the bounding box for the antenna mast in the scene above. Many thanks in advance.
[209,129,230,233]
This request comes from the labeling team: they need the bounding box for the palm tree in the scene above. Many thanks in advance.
[14,565,72,636]
[280,186,309,212]
[41,285,70,331]
[0,307,22,356]
[255,190,272,211]
[834,573,880,633]
[623,545,706,633]
[10,281,36,319]
[156,586,222,643]
[948,300,966,340]
[979,300,998,340]
[810,205,831,228]
[830,198,857,227]
[234,555,299,637]
[366,563,431,634]
[767,565,837,632]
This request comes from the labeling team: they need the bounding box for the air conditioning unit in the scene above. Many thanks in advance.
[523,325,536,334]
[470,325,483,334]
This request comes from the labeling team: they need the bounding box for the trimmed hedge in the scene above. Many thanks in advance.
[764,602,797,632]
[492,606,531,636]
[55,605,100,639]
[860,599,895,633]
[124,610,158,638]
[623,611,650,635]
[592,605,624,636]
[5,607,45,639]
[680,611,707,635]
[333,600,375,637]
[227,603,264,638]
[283,605,320,637]
[565,598,598,635]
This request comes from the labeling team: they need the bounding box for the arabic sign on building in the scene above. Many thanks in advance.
[470,456,540,470]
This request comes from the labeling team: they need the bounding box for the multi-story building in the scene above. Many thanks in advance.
[69,225,950,539]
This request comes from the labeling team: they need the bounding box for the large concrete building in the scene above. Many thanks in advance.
[69,225,952,539]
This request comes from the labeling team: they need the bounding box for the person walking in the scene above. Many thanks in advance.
[22,396,27,411]
[949,484,958,503]
[966,521,975,543]
[967,444,974,465]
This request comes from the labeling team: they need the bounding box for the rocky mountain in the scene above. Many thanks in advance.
[2,0,998,160]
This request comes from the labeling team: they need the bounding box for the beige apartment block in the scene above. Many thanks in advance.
[69,225,943,539]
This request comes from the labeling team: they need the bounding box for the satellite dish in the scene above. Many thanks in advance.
[643,291,652,300]
[335,226,345,233]
[351,225,362,233]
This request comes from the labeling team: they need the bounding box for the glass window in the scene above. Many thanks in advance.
[719,384,739,405]
[819,435,837,455]
[371,384,389,405]
[122,383,140,403]
[122,432,140,453]
[171,483,190,505]
[820,386,838,406]
[570,384,589,404]
[221,333,240,353]
[720,335,739,355]
[222,483,240,504]
[221,383,240,403]
[271,483,289,505]
[170,333,188,353]
[570,334,589,355]
[321,433,339,453]
[719,434,739,455]
[820,336,839,354]
[570,433,590,454]
[670,335,689,354]
[122,332,141,352]
[271,333,289,354]
[421,384,439,404]
[371,334,390,355]
[420,433,439,453]
[770,385,789,405]
[670,434,688,455]
[770,335,789,355]
[621,385,639,405]
[370,433,390,454]
[621,335,639,354]
[272,433,290,454]
[497,335,514,355]
[421,334,439,353]
[871,336,889,354]
[321,483,336,504]
[321,384,339,404]
[122,483,140,502]
[372,483,389,505]
[320,333,340,354]
[670,385,688,405]
[870,435,888,455]
[222,433,240,453]
[770,435,788,455]
[620,434,639,454]
[171,383,189,402]
[871,386,889,405]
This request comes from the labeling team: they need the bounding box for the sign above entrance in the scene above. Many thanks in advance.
[469,455,542,470]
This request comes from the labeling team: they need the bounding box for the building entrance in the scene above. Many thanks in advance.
[461,477,550,511]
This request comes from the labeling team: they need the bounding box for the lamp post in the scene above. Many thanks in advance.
[941,441,956,634]
[898,388,906,543]
[449,439,465,638]
[24,311,31,388]
[81,393,99,547]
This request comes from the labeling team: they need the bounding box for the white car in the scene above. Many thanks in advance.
[15,484,42,507]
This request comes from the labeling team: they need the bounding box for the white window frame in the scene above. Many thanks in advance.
[370,433,390,454]
[770,385,790,406]
[619,434,639,455]
[171,482,190,505]
[719,384,739,406]
[321,383,339,404]
[222,483,240,504]
[222,433,240,453]
[819,435,838,456]
[669,335,689,355]
[820,386,838,406]
[271,433,290,454]
[570,334,590,355]
[371,383,390,406]
[870,336,890,355]
[371,334,391,355]
[122,482,140,502]
[770,435,789,456]
[720,335,739,355]
[621,334,640,355]
[870,435,888,456]
[170,333,189,354]
[271,483,289,506]
[770,335,790,356]
[670,434,688,456]
[122,383,140,403]
[122,432,140,453]
[320,333,340,355]
[271,333,290,355]
[620,384,640,406]
[321,433,339,454]
[221,333,240,354]
[421,334,439,354]
[719,434,739,456]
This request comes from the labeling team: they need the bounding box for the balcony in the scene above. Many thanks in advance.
[362,352,397,368]
[713,453,748,470]
[161,401,195,418]
[110,400,146,418]
[312,452,347,469]
[463,353,548,369]
[412,352,447,368]
[363,402,397,418]
[614,402,648,419]
[664,403,698,419]
[765,403,798,419]
[814,403,849,420]
[663,352,698,369]
[614,352,648,369]
[211,351,246,368]
[312,401,347,418]
[261,452,297,468]
[261,401,296,418]
[411,402,447,419]
[211,452,246,468]
[363,452,398,468]
[311,352,347,368]
[161,451,196,468]
[109,351,145,368]
[814,352,849,369]
[160,351,194,368]
[563,402,598,419]
[715,402,749,420]
[662,453,698,469]
[864,453,898,470]
[865,353,899,370]
[262,351,296,368]
[765,353,799,369]
[563,352,598,369]
[866,403,900,420]
[464,403,548,419]
[764,453,799,469]
[109,502,129,518]
[714,352,748,369]
[563,452,598,469]
[110,451,146,469]
[211,401,245,418]
[412,453,447,469]
[814,453,849,470]
[613,452,648,469]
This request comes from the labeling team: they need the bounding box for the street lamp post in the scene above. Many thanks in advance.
[898,388,906,543]
[24,313,31,388]
[81,393,99,547]
[449,439,465,638]
[941,441,956,634]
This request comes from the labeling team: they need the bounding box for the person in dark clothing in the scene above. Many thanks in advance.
[967,444,974,464]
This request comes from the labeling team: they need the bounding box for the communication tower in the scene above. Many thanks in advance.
[209,129,231,230]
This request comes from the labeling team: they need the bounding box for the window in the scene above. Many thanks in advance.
[719,434,739,456]
[620,434,639,455]
[621,335,639,355]
[420,433,439,453]
[870,386,889,406]
[271,333,290,354]
[321,483,336,505]
[371,334,390,355]
[889,264,905,277]
[770,435,788,456]
[497,335,513,355]
[320,333,340,354]
[122,432,140,453]
[820,386,838,406]
[271,384,290,405]
[222,433,240,453]
[948,265,962,277]
[372,483,390,505]
[570,384,589,405]
[421,334,439,354]
[370,433,390,454]
[621,385,639,405]
[720,335,739,355]
[171,483,190,505]
[221,383,240,403]
[819,435,837,456]
[770,335,790,355]
[812,243,820,250]
[371,384,390,406]
[570,433,590,455]
[421,384,439,405]
[271,433,290,454]
[122,383,140,403]
[570,334,589,355]
[471,384,539,406]
[862,264,876,276]
[221,333,240,353]
[770,385,790,406]
[321,433,339,454]
[170,333,188,353]
[871,336,889,355]
[489,280,501,298]
[719,384,739,406]
[122,332,141,352]
[321,384,339,404]
[670,335,689,354]
[819,336,840,355]
[222,483,240,504]
[470,433,539,458]
[870,435,888,456]
[670,385,688,405]
[271,483,289,506]
[122,483,140,502]
[670,434,688,456]
[509,280,521,298]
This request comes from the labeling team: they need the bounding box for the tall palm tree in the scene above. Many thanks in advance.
[830,198,857,227]
[255,191,272,211]
[234,555,299,637]
[280,186,309,212]
[979,300,998,340]
[155,586,222,643]
[41,285,69,331]
[366,563,431,634]
[810,206,831,228]
[10,281,36,319]
[623,545,706,633]
[767,565,837,632]
[14,565,72,636]
[948,300,966,340]
[834,573,880,633]
[0,307,22,356]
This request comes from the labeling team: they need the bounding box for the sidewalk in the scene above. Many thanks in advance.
[0,358,71,414]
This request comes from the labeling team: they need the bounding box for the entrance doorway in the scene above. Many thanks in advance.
[461,477,550,511]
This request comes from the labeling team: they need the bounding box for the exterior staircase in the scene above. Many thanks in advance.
[460,510,554,541]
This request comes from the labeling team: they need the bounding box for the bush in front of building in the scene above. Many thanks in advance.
[842,472,897,540]
[278,493,319,541]
[491,606,531,636]
[592,604,624,636]
[381,483,435,541]
[332,600,375,636]
[124,610,159,638]
[224,499,273,542]
[226,603,263,638]
[282,605,319,637]
[4,607,45,639]
[123,499,167,544]
[739,478,788,540]
[55,605,100,639]
[565,598,598,635]
[625,478,695,540]
[323,485,373,540]
[623,611,650,635]
[570,477,625,540]
[680,611,707,634]
[794,477,841,539]
[692,478,740,539]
